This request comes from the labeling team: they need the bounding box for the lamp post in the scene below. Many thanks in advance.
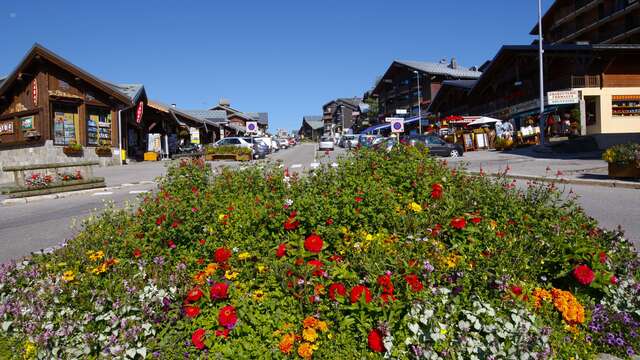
[414,70,422,135]
[538,0,546,144]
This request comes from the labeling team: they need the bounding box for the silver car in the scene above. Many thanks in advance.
[319,136,334,151]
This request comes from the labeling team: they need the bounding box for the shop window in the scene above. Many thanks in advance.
[52,103,79,145]
[87,107,112,146]
[612,95,640,117]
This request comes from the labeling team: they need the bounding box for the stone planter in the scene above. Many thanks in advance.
[608,163,640,179]
[205,153,251,161]
[95,147,112,157]
[62,147,83,157]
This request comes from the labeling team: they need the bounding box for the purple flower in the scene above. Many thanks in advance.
[153,256,165,266]
[423,261,434,272]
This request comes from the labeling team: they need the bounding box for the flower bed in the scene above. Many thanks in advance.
[1,148,639,359]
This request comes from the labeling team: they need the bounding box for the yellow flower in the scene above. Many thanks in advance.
[302,327,318,343]
[365,233,374,242]
[303,316,319,329]
[297,342,315,359]
[225,270,239,280]
[87,250,104,261]
[340,226,348,234]
[218,213,226,221]
[256,264,267,273]
[408,201,422,213]
[238,252,251,260]
[205,263,219,275]
[90,263,107,275]
[24,340,37,360]
[62,270,75,282]
[252,290,266,301]
[317,321,328,332]
[489,220,497,230]
[440,328,447,335]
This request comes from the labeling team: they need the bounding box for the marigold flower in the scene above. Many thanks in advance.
[88,250,104,261]
[297,342,316,359]
[279,333,295,354]
[317,321,328,332]
[205,263,219,275]
[303,316,319,329]
[302,328,318,342]
[551,288,585,325]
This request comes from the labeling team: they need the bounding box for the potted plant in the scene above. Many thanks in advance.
[95,141,113,157]
[602,142,640,179]
[63,140,83,156]
[205,145,253,161]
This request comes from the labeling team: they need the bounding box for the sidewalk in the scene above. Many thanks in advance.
[94,161,168,187]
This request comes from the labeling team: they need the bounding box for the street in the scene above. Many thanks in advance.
[0,144,638,264]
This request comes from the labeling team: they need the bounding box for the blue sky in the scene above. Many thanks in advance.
[1,0,552,132]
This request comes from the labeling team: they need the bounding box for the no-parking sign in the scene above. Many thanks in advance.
[391,118,404,133]
[246,121,258,133]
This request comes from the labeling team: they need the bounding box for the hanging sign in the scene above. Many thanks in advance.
[385,117,404,123]
[391,118,404,133]
[135,101,144,124]
[32,79,38,106]
[547,90,579,105]
[0,121,14,135]
[246,121,258,133]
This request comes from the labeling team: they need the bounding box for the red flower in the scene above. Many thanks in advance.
[599,251,607,264]
[328,254,343,262]
[350,285,372,304]
[156,214,166,226]
[214,247,232,263]
[197,258,205,265]
[276,243,287,258]
[431,183,443,199]
[496,231,505,238]
[283,212,300,231]
[191,328,206,350]
[184,305,200,318]
[431,223,442,237]
[610,275,618,285]
[304,234,323,253]
[218,305,238,329]
[326,218,334,225]
[573,264,595,285]
[404,274,423,292]
[171,220,180,229]
[510,285,523,296]
[470,217,482,224]
[377,274,394,295]
[355,196,363,203]
[329,283,346,301]
[294,258,305,266]
[167,240,176,249]
[133,248,142,258]
[210,282,229,300]
[368,329,385,352]
[307,260,325,277]
[199,239,206,246]
[215,328,230,338]
[450,217,466,230]
[186,287,204,302]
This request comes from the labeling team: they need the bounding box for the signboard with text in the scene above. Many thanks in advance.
[548,90,579,105]
[385,117,403,123]
[0,121,14,135]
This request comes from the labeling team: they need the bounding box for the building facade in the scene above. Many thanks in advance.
[298,116,324,141]
[321,98,362,136]
[532,0,640,44]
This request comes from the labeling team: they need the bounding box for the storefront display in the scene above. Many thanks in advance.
[612,95,640,116]
[53,104,79,145]
[87,108,112,146]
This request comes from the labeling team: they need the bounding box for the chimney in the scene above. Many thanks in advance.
[449,58,458,69]
[439,58,447,65]
[171,103,177,108]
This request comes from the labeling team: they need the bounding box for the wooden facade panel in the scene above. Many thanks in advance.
[603,74,640,87]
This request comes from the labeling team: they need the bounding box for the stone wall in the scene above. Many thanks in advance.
[0,140,118,185]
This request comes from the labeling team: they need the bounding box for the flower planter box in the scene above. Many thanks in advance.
[206,153,250,161]
[62,148,83,157]
[608,163,640,179]
[95,148,113,157]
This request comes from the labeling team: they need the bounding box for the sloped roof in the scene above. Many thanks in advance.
[106,83,144,102]
[303,115,324,130]
[441,79,478,90]
[0,43,131,105]
[183,109,228,124]
[395,60,482,78]
[246,112,269,125]
[0,76,5,88]
[147,100,216,127]
[225,123,246,133]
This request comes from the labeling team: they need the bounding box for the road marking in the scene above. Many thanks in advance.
[291,164,302,169]
[121,183,135,187]
[92,192,113,196]
[129,190,150,194]
[310,162,320,168]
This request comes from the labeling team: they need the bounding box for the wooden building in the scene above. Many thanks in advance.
[321,98,362,135]
[210,100,269,136]
[298,115,324,141]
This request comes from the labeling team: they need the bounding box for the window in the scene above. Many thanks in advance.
[229,138,241,145]
[87,107,112,146]
[612,95,640,117]
[52,103,79,145]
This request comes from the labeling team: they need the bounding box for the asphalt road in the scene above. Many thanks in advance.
[0,144,637,264]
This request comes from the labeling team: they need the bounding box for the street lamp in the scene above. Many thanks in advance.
[414,70,422,135]
[538,0,546,144]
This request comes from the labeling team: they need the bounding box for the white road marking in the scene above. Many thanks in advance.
[310,162,320,168]
[121,183,135,187]
[291,164,302,169]
[92,192,113,196]
[129,190,150,194]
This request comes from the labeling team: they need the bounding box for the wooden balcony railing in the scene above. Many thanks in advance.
[572,75,601,88]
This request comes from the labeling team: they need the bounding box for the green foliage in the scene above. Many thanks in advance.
[602,142,640,165]
[205,145,252,156]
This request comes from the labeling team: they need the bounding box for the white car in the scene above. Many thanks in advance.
[319,136,334,151]
[213,137,253,149]
[277,138,289,149]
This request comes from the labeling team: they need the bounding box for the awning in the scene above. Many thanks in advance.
[468,116,501,126]
[225,123,246,134]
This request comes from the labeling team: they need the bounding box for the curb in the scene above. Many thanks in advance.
[1,180,157,206]
[470,172,640,190]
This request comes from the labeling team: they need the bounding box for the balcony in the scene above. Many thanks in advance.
[571,75,601,88]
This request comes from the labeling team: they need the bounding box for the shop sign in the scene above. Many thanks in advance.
[246,121,258,133]
[395,109,407,115]
[385,117,403,123]
[32,79,38,106]
[548,90,579,105]
[20,116,34,130]
[189,127,200,144]
[135,101,144,124]
[391,119,404,133]
[0,121,14,135]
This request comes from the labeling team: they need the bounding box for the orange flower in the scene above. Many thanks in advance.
[279,333,295,354]
[303,316,319,329]
[532,288,552,308]
[551,288,585,325]
[297,342,315,359]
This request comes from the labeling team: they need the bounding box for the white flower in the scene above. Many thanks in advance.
[284,199,293,206]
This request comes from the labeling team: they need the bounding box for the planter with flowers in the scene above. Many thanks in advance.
[95,143,113,157]
[602,142,640,179]
[205,145,252,161]
[62,140,83,156]
[0,149,639,359]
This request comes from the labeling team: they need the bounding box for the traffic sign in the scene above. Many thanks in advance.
[391,119,404,133]
[246,121,258,133]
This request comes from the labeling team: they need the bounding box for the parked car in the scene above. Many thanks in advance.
[213,137,255,158]
[288,138,297,147]
[242,137,271,159]
[358,134,380,148]
[277,138,289,149]
[372,137,398,152]
[406,135,464,157]
[319,136,335,151]
[255,136,277,153]
[339,134,358,149]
